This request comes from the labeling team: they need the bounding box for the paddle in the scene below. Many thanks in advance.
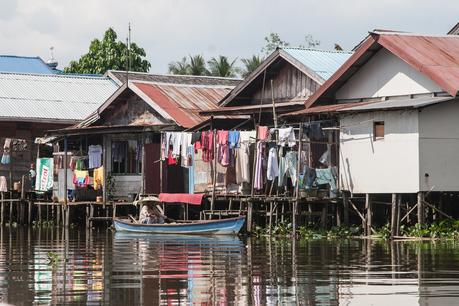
[128,215,139,224]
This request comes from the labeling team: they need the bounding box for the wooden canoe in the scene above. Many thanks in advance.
[113,216,245,235]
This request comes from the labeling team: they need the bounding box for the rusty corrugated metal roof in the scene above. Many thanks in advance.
[131,81,233,128]
[304,32,459,109]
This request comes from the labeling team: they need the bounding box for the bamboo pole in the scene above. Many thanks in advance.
[293,123,303,236]
[248,121,259,234]
[210,129,217,213]
[343,192,349,226]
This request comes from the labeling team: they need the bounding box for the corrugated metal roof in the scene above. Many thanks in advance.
[304,32,459,109]
[338,96,454,112]
[281,48,353,80]
[108,70,241,86]
[0,55,56,74]
[131,81,233,128]
[0,72,118,122]
[375,32,459,97]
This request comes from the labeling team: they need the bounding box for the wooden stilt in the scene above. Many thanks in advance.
[9,192,13,225]
[38,205,42,224]
[86,205,90,229]
[391,193,398,237]
[64,136,69,228]
[336,202,341,227]
[343,192,349,226]
[365,194,372,236]
[1,192,4,225]
[396,194,401,236]
[247,200,253,234]
[57,204,60,227]
[417,192,425,225]
[112,203,117,221]
[269,201,273,235]
[292,123,303,236]
[210,129,217,212]
[321,205,327,229]
[438,194,444,221]
[28,201,32,225]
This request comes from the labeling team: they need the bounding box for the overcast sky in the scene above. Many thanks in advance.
[1,0,458,74]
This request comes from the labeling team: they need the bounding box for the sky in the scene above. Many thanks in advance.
[1,0,458,74]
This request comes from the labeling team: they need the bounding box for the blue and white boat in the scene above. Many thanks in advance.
[113,216,245,235]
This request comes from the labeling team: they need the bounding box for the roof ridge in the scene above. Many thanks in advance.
[281,47,353,54]
[0,55,42,59]
[0,71,109,80]
[109,70,242,81]
[371,31,459,39]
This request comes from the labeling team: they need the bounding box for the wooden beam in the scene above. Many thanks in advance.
[417,192,425,224]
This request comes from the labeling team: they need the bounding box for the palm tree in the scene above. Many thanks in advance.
[188,55,208,76]
[168,57,189,75]
[241,55,263,78]
[207,55,238,77]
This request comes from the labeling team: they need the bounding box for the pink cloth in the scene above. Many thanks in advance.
[257,126,269,140]
[159,193,204,205]
[217,130,229,145]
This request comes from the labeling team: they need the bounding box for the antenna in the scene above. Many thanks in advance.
[125,22,131,84]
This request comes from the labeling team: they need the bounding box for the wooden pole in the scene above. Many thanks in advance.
[102,135,108,204]
[0,192,3,225]
[141,134,146,195]
[417,192,425,225]
[343,192,349,226]
[20,175,25,224]
[210,129,217,213]
[293,123,303,236]
[365,193,372,236]
[391,193,398,237]
[159,133,163,194]
[396,194,401,236]
[63,136,68,228]
[247,121,259,234]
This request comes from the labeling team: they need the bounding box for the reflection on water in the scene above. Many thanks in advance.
[0,228,459,305]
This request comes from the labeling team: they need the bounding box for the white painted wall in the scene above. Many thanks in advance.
[335,49,442,100]
[339,110,420,194]
[419,101,459,192]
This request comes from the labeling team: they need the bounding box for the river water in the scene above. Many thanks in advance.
[0,227,458,305]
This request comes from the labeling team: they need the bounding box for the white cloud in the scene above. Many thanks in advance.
[0,0,457,73]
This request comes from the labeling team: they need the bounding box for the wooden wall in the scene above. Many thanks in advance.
[99,89,169,126]
[229,59,320,106]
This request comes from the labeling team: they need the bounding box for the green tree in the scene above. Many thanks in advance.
[207,55,238,77]
[262,32,290,55]
[188,55,208,76]
[168,57,189,75]
[64,28,151,74]
[300,34,321,49]
[241,55,263,78]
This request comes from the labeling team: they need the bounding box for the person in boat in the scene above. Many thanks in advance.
[139,203,165,224]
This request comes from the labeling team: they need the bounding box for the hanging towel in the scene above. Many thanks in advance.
[0,176,7,192]
[1,138,11,165]
[180,133,192,167]
[278,127,296,147]
[217,130,230,167]
[159,193,204,205]
[202,131,214,162]
[73,170,89,188]
[254,141,264,190]
[228,131,240,149]
[88,145,102,169]
[257,126,269,141]
[93,166,104,190]
[235,143,251,184]
[267,147,279,181]
[240,131,256,143]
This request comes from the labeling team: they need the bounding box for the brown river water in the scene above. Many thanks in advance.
[0,227,458,305]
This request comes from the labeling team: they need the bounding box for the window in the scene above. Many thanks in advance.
[111,140,142,174]
[373,121,385,140]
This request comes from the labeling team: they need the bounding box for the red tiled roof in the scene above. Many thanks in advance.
[132,82,233,128]
[305,32,459,108]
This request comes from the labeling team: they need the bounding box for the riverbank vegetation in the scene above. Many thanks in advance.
[252,220,459,240]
